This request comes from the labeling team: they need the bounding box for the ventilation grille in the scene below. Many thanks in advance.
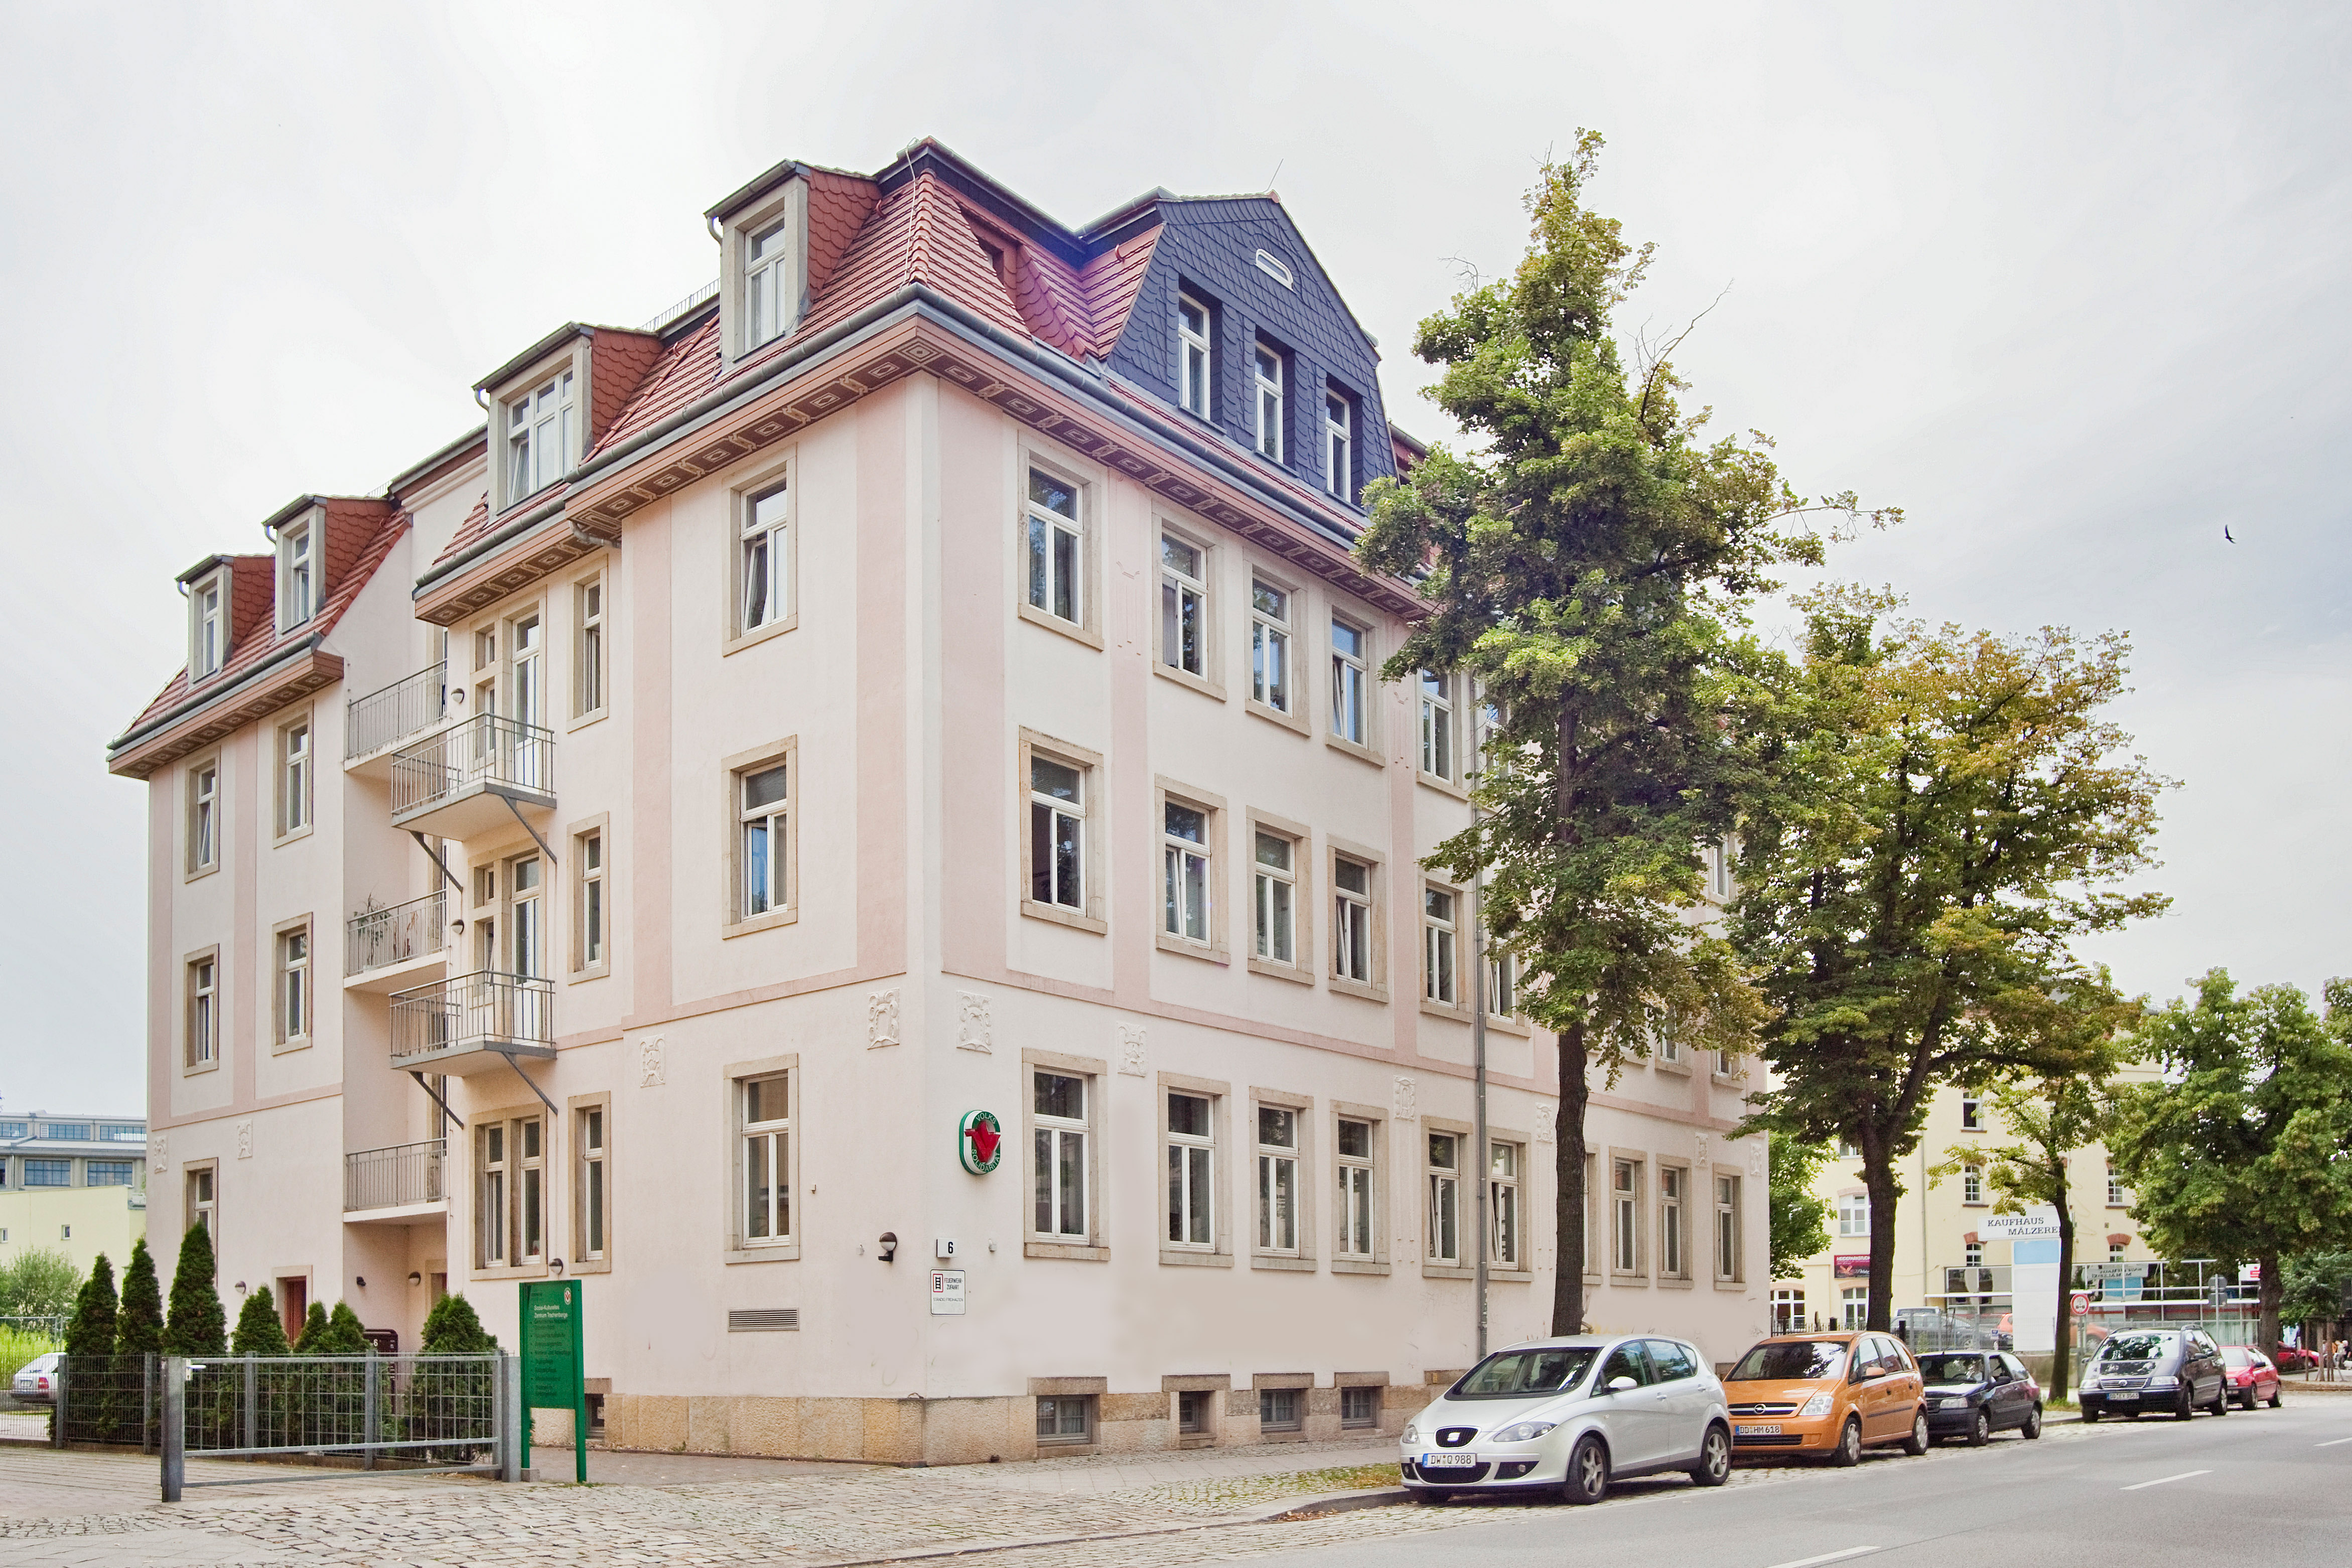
[728,1308,800,1333]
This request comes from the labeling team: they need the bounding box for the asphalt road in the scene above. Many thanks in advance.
[1257,1398,2352,1568]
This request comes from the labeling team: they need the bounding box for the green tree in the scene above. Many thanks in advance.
[161,1224,227,1356]
[1734,591,2169,1331]
[229,1286,291,1356]
[113,1239,165,1357]
[62,1254,116,1360]
[2108,971,2352,1352]
[291,1300,331,1352]
[1767,1135,1834,1282]
[0,1247,81,1322]
[1354,132,1885,1332]
[2280,1249,2352,1340]
[320,1302,369,1354]
[420,1292,498,1353]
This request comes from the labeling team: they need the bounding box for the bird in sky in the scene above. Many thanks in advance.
[2224,525,2236,542]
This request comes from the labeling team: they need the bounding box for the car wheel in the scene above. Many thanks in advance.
[1563,1434,1610,1505]
[1901,1408,1930,1457]
[2268,1387,2283,1409]
[2238,1389,2255,1410]
[1828,1416,1863,1468]
[1967,1409,1991,1447]
[2083,1406,2101,1424]
[1689,1423,1731,1487]
[2173,1388,2194,1421]
[2022,1404,2042,1440]
[2208,1384,2229,1416]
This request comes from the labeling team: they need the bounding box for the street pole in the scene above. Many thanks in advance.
[1472,857,1489,1361]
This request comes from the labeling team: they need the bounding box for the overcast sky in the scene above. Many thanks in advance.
[3,1,2344,1116]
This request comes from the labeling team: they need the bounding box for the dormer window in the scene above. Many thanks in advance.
[189,573,225,679]
[747,218,794,349]
[1254,343,1285,463]
[277,519,315,632]
[1324,391,1352,502]
[507,370,577,504]
[1177,294,1213,418]
[716,176,808,363]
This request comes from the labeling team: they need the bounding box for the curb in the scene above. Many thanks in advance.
[1254,1485,1415,1520]
[804,1486,1415,1566]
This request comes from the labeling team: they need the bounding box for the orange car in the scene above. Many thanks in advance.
[1721,1332,1928,1464]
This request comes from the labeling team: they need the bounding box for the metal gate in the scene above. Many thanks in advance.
[158,1353,519,1500]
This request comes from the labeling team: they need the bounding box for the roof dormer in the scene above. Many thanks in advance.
[475,327,661,516]
[708,161,811,367]
[266,500,322,635]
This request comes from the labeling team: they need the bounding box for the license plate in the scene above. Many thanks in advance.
[2108,1392,2138,1402]
[1421,1452,1479,1468]
[1737,1424,1783,1436]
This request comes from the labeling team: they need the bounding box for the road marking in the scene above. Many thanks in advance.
[2318,1437,2352,1448]
[1767,1550,1881,1568]
[2121,1470,2211,1491]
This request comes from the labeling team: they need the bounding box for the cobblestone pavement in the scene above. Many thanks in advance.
[0,1403,2210,1568]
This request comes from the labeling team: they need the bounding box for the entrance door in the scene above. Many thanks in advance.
[509,614,543,786]
[508,857,544,1040]
[279,1275,308,1343]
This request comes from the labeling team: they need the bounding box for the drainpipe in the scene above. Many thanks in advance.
[1472,821,1489,1361]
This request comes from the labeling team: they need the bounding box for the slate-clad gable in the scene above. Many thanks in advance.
[1103,197,1394,511]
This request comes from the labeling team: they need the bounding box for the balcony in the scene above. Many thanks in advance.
[390,970,555,1076]
[388,713,555,839]
[345,662,449,777]
[345,891,450,993]
[343,1139,447,1225]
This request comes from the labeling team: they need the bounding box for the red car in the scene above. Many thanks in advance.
[2271,1345,2320,1372]
[2220,1346,2283,1408]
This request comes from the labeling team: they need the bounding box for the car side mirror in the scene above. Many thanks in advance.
[1606,1376,1639,1393]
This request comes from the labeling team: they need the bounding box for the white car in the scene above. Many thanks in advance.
[12,1352,62,1404]
[1401,1334,1732,1504]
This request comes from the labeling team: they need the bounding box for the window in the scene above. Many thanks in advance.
[1837,1193,1869,1237]
[1836,1137,1859,1159]
[1333,1384,1377,1429]
[1178,1388,1212,1433]
[1253,831,1297,964]
[1324,391,1351,500]
[187,1168,215,1240]
[1427,1132,1461,1264]
[473,1116,545,1267]
[1772,1287,1806,1334]
[1489,1142,1523,1268]
[24,1160,69,1187]
[278,519,314,631]
[1257,1106,1300,1254]
[1841,1286,1868,1331]
[1612,1159,1641,1273]
[1177,294,1212,417]
[1333,856,1373,985]
[1336,1117,1376,1259]
[86,1161,134,1188]
[1659,1166,1685,1277]
[1329,618,1369,746]
[576,829,605,969]
[1485,950,1514,1018]
[190,573,225,678]
[1419,670,1454,781]
[1253,342,1284,461]
[41,1124,89,1141]
[1960,1095,1983,1130]
[1656,1031,1682,1067]
[1028,753,1087,913]
[578,1105,607,1262]
[278,718,312,836]
[1033,1070,1090,1240]
[741,484,790,633]
[1162,800,1211,945]
[476,1122,507,1267]
[507,855,545,980]
[1715,1173,1742,1280]
[1250,580,1292,712]
[1423,887,1459,1007]
[1025,467,1082,626]
[575,576,605,715]
[275,924,310,1046]
[1036,1395,1093,1445]
[2107,1163,2127,1207]
[1159,532,1207,677]
[1962,1165,1983,1205]
[746,217,794,348]
[739,1072,792,1248]
[187,761,218,874]
[1965,1240,1984,1267]
[2109,1241,2126,1263]
[1166,1092,1214,1249]
[738,760,791,920]
[186,957,217,1068]
[1259,1388,1302,1432]
[507,369,576,502]
[100,1124,142,1142]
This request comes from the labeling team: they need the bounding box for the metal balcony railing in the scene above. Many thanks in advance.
[346,662,448,761]
[389,714,555,820]
[1938,1264,2013,1297]
[389,971,554,1063]
[346,892,448,978]
[343,1139,446,1211]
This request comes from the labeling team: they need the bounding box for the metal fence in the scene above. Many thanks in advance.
[346,891,448,978]
[390,971,554,1063]
[54,1354,160,1450]
[2,1313,65,1339]
[347,662,448,761]
[390,713,554,818]
[160,1353,516,1500]
[344,1140,446,1212]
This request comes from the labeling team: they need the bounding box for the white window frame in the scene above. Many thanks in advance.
[1426,1128,1463,1266]
[573,1095,610,1269]
[1328,615,1372,751]
[1035,1393,1095,1445]
[1324,389,1351,501]
[1612,1157,1643,1275]
[745,215,796,350]
[1177,293,1213,418]
[276,517,315,633]
[1160,791,1214,950]
[274,919,311,1050]
[723,739,798,936]
[1249,577,1294,716]
[1658,1163,1686,1279]
[1164,1086,1217,1254]
[721,178,807,361]
[737,1069,794,1252]
[1962,1164,1983,1205]
[741,481,791,635]
[1715,1172,1742,1282]
[2109,1241,2126,1263]
[2107,1163,2127,1208]
[1485,949,1515,1019]
[1419,669,1456,783]
[574,574,606,719]
[1772,1286,1806,1334]
[1335,1113,1379,1264]
[1030,1063,1095,1249]
[473,1111,545,1274]
[1255,1100,1304,1258]
[1253,341,1285,462]
[505,368,578,506]
[189,571,226,680]
[185,953,218,1071]
[276,715,312,839]
[1422,884,1461,1010]
[572,817,608,977]
[1158,526,1211,682]
[1021,733,1105,933]
[1329,843,1384,998]
[1837,1192,1870,1237]
[739,760,790,919]
[1252,825,1300,968]
[1024,462,1086,630]
[186,1166,216,1243]
[1960,1094,1984,1130]
[1489,1139,1524,1270]
[1841,1286,1869,1331]
[187,759,219,876]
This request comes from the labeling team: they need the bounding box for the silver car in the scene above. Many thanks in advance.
[1401,1334,1732,1504]
[12,1352,62,1404]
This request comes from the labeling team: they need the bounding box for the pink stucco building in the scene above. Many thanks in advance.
[108,141,1770,1463]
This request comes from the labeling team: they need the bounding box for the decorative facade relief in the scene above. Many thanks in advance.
[235,1120,253,1160]
[1116,1025,1147,1076]
[1392,1075,1417,1122]
[867,989,900,1049]
[1532,1102,1554,1143]
[638,1036,666,1088]
[151,1132,168,1174]
[956,991,992,1053]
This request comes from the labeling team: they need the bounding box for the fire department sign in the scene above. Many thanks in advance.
[958,1109,1004,1175]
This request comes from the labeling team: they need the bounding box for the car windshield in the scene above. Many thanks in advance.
[1730,1340,1849,1382]
[1916,1354,1989,1384]
[2221,1348,2254,1368]
[1452,1347,1600,1398]
[2097,1333,2176,1363]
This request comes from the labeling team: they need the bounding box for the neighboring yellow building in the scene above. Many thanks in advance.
[0,1113,149,1284]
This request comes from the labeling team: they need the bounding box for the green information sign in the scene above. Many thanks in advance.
[519,1279,588,1484]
